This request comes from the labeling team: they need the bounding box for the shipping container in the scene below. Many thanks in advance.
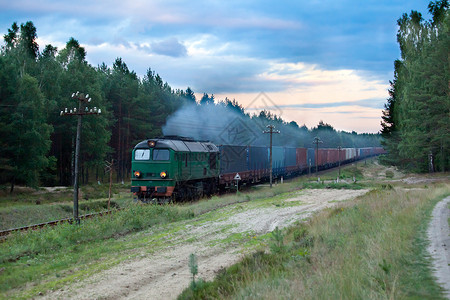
[248,146,269,171]
[272,146,285,175]
[327,149,339,165]
[219,145,248,174]
[296,148,307,169]
[344,148,352,160]
[374,147,386,155]
[359,148,372,158]
[285,147,297,167]
[339,148,346,162]
[317,149,328,167]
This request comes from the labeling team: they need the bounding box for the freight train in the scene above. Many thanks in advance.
[130,136,385,202]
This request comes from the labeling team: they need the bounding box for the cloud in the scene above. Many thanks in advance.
[150,37,187,57]
[4,0,429,133]
[275,98,386,110]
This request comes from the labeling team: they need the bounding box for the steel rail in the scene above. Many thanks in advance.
[0,208,122,241]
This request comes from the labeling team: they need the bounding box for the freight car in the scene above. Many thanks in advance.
[131,136,385,202]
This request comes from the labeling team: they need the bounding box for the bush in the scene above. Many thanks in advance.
[385,170,394,178]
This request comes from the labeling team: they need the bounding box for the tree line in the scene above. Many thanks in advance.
[0,21,381,191]
[381,0,449,172]
[0,21,191,191]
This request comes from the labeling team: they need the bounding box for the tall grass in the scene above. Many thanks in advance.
[178,184,450,299]
[0,199,123,230]
[1,204,193,264]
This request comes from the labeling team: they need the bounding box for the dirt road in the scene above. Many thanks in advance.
[43,189,368,300]
[427,196,450,299]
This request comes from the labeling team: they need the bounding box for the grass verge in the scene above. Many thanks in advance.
[178,183,450,299]
[0,204,194,295]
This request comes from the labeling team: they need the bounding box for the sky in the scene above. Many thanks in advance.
[0,0,433,133]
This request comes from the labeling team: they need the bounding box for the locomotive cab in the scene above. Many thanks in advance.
[131,139,176,201]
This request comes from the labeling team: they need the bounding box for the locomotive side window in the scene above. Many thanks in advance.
[153,149,170,161]
[209,153,217,169]
[135,149,150,160]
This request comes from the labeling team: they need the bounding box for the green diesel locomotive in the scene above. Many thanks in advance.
[131,136,219,202]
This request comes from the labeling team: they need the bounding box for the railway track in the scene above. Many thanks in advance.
[0,209,122,241]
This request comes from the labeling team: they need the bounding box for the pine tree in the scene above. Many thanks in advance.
[382,1,449,172]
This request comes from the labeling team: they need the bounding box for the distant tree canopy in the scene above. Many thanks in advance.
[163,98,381,149]
[381,0,449,172]
[0,21,381,190]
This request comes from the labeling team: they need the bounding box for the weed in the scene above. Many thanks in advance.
[188,253,198,288]
[379,258,391,275]
[269,227,286,254]
[381,184,394,190]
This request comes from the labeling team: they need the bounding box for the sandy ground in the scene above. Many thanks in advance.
[41,189,368,300]
[427,196,450,299]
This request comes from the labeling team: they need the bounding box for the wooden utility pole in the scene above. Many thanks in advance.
[60,92,101,224]
[337,146,342,181]
[105,159,114,210]
[313,136,322,176]
[263,125,280,188]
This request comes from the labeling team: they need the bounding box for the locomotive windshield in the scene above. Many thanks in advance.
[135,149,150,160]
[153,149,170,161]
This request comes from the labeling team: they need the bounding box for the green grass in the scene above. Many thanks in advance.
[0,183,131,229]
[0,199,122,230]
[300,181,365,190]
[0,182,129,208]
[178,183,450,299]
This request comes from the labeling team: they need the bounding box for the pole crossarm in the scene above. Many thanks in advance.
[60,91,102,224]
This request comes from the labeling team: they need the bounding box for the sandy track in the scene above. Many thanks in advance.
[43,189,368,300]
[427,196,450,299]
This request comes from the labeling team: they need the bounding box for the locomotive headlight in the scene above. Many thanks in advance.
[148,140,156,147]
[134,171,141,178]
[160,171,167,179]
